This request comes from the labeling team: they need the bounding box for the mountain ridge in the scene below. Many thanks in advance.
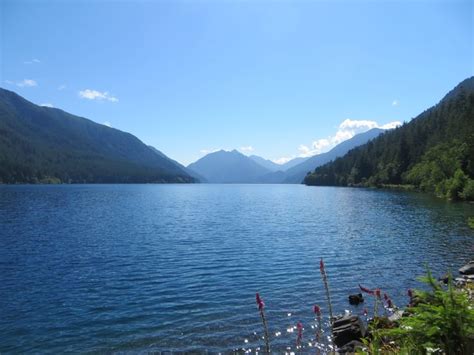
[0,88,195,183]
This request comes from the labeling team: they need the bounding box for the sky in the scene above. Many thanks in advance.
[1,0,472,166]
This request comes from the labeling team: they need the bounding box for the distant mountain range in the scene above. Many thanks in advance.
[0,88,196,183]
[187,128,385,183]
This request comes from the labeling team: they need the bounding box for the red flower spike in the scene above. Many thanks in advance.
[319,258,325,273]
[313,305,321,316]
[359,284,375,295]
[297,321,303,342]
[375,288,381,298]
[256,293,265,310]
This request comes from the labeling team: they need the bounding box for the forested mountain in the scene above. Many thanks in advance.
[187,149,271,183]
[304,77,474,201]
[280,128,385,183]
[0,88,195,183]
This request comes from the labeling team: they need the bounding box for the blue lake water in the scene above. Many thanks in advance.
[0,184,473,352]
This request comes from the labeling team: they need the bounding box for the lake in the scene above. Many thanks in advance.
[0,184,473,352]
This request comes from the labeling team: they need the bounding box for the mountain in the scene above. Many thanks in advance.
[304,77,474,201]
[249,155,281,172]
[257,128,385,183]
[148,146,205,182]
[279,157,308,171]
[250,155,309,173]
[282,128,385,183]
[187,149,271,183]
[0,88,195,183]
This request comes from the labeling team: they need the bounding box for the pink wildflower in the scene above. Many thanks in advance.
[359,284,375,295]
[313,304,321,316]
[256,293,265,311]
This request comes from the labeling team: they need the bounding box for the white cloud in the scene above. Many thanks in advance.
[40,103,54,108]
[103,121,112,127]
[58,84,67,91]
[296,119,402,158]
[240,145,254,153]
[4,80,14,85]
[79,89,118,102]
[16,79,38,87]
[392,100,399,106]
[381,121,401,129]
[24,58,40,64]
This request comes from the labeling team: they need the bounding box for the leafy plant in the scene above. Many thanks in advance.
[382,268,474,354]
[468,217,474,229]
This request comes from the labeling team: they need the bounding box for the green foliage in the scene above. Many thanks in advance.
[382,269,474,354]
[468,217,474,229]
[403,140,474,200]
[304,77,474,201]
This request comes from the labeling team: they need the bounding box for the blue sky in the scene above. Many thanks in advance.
[1,0,472,165]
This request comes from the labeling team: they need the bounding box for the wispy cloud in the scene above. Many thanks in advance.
[15,79,38,87]
[392,99,399,106]
[239,145,254,153]
[40,103,54,108]
[24,58,40,64]
[273,118,402,163]
[297,119,402,157]
[79,89,118,102]
[5,79,38,87]
[103,121,112,127]
[58,84,67,91]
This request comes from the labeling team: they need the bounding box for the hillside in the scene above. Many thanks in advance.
[249,155,281,172]
[304,77,474,200]
[0,88,195,183]
[187,149,271,183]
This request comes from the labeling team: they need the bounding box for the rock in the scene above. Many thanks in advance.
[333,315,366,348]
[455,277,467,287]
[348,293,364,305]
[459,261,474,275]
[439,273,449,284]
[388,310,404,322]
[337,340,366,354]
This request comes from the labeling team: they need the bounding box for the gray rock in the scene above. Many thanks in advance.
[337,340,366,354]
[388,310,404,322]
[333,315,366,348]
[459,261,474,275]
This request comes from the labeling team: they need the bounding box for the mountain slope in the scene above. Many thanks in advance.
[148,146,205,182]
[249,155,281,172]
[283,128,385,183]
[257,128,385,183]
[0,88,195,183]
[187,149,271,183]
[304,77,474,200]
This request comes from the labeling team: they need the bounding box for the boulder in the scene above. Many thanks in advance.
[337,340,366,354]
[459,261,474,275]
[333,315,366,348]
[348,293,364,305]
